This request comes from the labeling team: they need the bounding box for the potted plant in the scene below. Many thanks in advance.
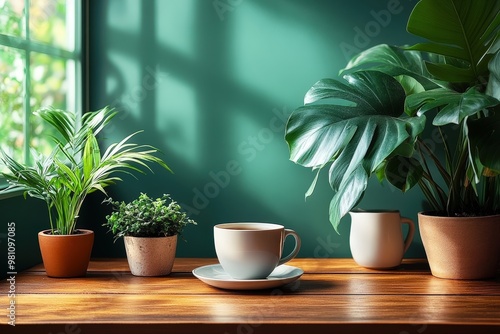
[285,0,500,279]
[103,192,197,276]
[0,106,170,277]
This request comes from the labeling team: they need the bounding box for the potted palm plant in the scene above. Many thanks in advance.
[285,0,500,279]
[0,106,170,277]
[103,193,197,276]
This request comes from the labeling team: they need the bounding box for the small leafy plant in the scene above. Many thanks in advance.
[103,193,197,241]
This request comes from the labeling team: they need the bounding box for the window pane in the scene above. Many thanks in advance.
[30,52,68,156]
[30,0,73,50]
[0,0,80,181]
[0,0,25,38]
[0,46,25,170]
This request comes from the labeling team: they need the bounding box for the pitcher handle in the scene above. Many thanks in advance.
[278,229,301,266]
[401,217,415,254]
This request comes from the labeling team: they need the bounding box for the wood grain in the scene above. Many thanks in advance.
[2,258,500,334]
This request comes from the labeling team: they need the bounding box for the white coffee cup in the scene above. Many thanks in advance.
[214,222,301,280]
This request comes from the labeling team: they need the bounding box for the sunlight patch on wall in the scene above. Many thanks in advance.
[229,2,333,103]
[155,0,196,60]
[107,0,141,35]
[107,50,142,120]
[155,75,199,167]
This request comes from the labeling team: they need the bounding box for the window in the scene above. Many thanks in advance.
[0,0,82,190]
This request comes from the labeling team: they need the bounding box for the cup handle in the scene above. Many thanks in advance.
[401,217,415,254]
[278,229,301,266]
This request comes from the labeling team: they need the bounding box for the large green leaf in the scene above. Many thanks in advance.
[286,71,409,168]
[468,113,500,173]
[329,165,368,233]
[487,51,500,99]
[35,107,76,146]
[286,71,414,230]
[405,87,500,126]
[83,131,101,182]
[341,44,445,90]
[407,0,500,83]
[385,156,424,192]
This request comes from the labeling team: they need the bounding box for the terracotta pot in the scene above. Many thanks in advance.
[38,229,94,278]
[418,212,500,279]
[124,235,177,276]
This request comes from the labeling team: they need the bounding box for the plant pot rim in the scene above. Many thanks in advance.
[39,229,94,237]
[350,209,400,213]
[418,211,500,219]
[123,234,178,239]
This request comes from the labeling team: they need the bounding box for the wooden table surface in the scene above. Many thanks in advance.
[2,258,500,334]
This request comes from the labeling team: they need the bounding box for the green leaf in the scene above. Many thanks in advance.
[305,167,322,200]
[406,0,500,83]
[487,51,500,100]
[54,160,79,192]
[286,71,410,170]
[395,75,425,96]
[406,87,500,126]
[286,71,417,230]
[374,161,387,183]
[35,107,76,146]
[341,44,444,90]
[468,113,500,173]
[329,165,368,233]
[385,156,424,192]
[83,131,101,181]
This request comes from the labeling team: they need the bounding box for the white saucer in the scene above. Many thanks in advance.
[192,264,304,290]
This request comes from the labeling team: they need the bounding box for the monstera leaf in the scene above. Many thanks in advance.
[285,71,418,232]
[341,44,446,91]
[468,113,500,173]
[406,0,500,83]
[487,51,500,100]
[405,87,500,126]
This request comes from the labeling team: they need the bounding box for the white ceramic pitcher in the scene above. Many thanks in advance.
[349,210,415,269]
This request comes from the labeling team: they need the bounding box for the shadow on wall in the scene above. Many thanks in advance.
[86,0,425,258]
[0,196,46,276]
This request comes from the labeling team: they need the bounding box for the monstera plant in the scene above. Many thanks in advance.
[285,0,500,279]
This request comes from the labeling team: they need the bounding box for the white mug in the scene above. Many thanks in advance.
[349,210,415,269]
[214,222,301,280]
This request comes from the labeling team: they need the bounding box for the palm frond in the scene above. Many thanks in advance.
[0,106,171,235]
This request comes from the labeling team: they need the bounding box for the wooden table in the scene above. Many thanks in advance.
[2,258,500,334]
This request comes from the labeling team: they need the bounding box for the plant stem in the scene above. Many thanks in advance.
[416,141,447,210]
[421,170,447,209]
[418,138,451,185]
[46,201,55,234]
[447,136,468,215]
[438,127,452,176]
[417,178,440,211]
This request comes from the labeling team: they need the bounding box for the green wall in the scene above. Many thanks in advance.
[1,195,46,276]
[81,0,427,259]
[0,0,433,278]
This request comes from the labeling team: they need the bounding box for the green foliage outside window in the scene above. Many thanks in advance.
[0,0,77,175]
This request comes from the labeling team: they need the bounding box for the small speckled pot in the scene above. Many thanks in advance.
[124,235,177,276]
